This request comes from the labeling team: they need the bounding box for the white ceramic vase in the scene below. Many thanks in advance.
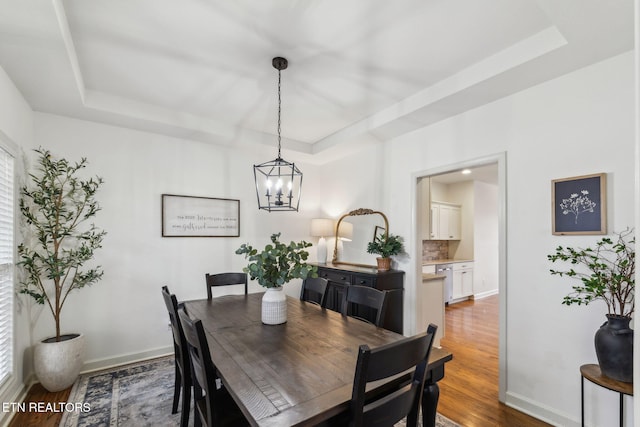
[34,333,85,392]
[262,287,287,325]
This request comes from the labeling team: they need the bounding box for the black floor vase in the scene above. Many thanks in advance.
[594,315,633,383]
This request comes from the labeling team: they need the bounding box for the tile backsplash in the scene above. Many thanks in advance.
[422,240,449,262]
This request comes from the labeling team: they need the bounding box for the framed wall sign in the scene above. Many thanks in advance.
[162,194,240,237]
[551,173,606,235]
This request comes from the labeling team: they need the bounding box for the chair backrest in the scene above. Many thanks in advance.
[205,272,248,299]
[350,324,438,427]
[161,286,190,374]
[178,306,223,426]
[300,277,329,307]
[341,285,388,327]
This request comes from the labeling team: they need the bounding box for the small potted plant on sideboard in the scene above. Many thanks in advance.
[367,233,405,271]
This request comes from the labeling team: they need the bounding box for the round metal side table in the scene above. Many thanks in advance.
[580,364,633,427]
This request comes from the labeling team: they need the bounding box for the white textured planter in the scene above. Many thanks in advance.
[34,333,85,392]
[262,287,287,325]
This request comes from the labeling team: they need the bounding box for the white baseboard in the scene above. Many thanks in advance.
[80,345,173,374]
[472,289,499,300]
[505,390,578,427]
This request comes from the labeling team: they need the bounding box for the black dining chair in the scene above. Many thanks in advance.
[177,306,248,427]
[161,286,192,427]
[349,324,438,427]
[205,272,248,299]
[299,277,329,307]
[341,285,388,327]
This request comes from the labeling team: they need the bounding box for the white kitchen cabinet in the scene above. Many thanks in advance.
[429,202,461,240]
[429,205,439,239]
[452,261,473,301]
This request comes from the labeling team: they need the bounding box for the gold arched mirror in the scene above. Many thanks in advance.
[332,208,389,268]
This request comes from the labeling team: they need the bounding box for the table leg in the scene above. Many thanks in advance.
[619,392,623,427]
[422,382,440,427]
[422,364,445,427]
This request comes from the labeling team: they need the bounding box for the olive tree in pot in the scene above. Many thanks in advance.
[18,148,106,391]
[548,228,634,382]
[236,233,317,325]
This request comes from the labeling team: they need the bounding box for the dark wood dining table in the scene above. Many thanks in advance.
[185,293,452,427]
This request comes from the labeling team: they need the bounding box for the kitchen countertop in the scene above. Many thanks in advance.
[423,258,474,266]
[422,273,446,281]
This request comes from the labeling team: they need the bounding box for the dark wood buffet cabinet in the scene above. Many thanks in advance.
[312,263,404,334]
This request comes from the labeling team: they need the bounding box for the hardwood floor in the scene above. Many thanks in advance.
[7,383,70,427]
[438,295,550,427]
[9,294,549,427]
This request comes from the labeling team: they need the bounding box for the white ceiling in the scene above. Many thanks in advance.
[0,0,633,163]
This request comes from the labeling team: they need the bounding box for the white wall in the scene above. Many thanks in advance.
[473,180,499,296]
[429,181,447,203]
[634,3,640,422]
[447,181,474,260]
[0,66,35,426]
[382,51,634,426]
[312,142,386,219]
[27,113,324,369]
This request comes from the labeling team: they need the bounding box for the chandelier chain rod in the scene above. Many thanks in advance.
[277,68,282,159]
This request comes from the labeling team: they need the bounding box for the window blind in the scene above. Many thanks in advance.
[0,147,14,387]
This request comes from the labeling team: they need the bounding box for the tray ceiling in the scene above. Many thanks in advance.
[0,0,633,162]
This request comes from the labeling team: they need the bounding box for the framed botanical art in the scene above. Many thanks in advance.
[373,225,386,241]
[162,194,240,237]
[551,173,606,235]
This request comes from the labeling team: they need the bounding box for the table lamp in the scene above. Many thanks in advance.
[310,218,334,264]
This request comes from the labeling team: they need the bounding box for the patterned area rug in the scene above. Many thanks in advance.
[60,356,182,427]
[60,355,460,427]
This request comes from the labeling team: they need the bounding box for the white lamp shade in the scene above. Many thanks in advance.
[310,218,334,237]
[338,221,353,241]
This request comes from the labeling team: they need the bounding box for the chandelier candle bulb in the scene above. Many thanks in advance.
[265,179,272,196]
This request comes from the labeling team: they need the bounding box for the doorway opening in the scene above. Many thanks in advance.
[413,153,506,401]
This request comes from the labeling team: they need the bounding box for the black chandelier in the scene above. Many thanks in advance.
[254,57,303,212]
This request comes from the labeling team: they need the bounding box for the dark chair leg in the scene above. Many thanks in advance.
[406,407,419,427]
[172,360,181,414]
[180,377,191,427]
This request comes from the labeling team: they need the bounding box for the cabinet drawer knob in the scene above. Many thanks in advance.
[359,280,366,285]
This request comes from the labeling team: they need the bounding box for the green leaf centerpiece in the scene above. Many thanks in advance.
[236,233,318,288]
